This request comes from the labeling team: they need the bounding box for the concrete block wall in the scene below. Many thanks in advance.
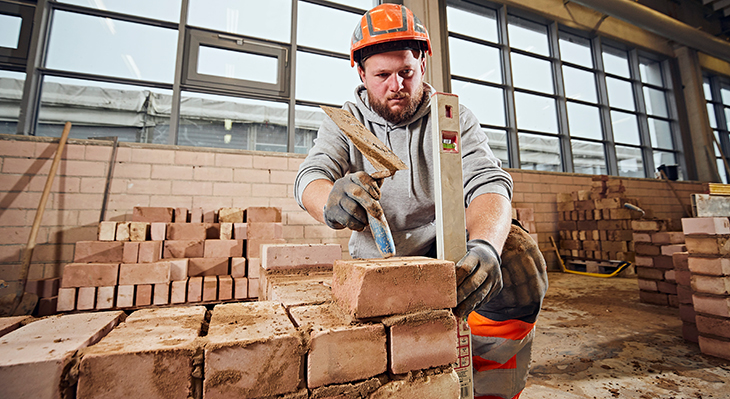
[0,134,709,296]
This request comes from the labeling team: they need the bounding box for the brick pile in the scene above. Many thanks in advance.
[1,243,461,398]
[682,217,730,361]
[672,250,697,342]
[512,206,538,243]
[56,206,284,313]
[556,176,643,262]
[631,219,685,308]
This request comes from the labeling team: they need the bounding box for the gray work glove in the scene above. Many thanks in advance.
[454,239,503,318]
[323,171,381,231]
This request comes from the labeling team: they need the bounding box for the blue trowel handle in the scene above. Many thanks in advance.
[368,211,396,258]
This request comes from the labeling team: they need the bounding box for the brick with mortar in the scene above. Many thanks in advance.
[61,263,119,287]
[77,307,206,399]
[171,280,187,304]
[261,243,342,271]
[692,294,730,317]
[204,239,243,258]
[691,275,730,295]
[188,257,229,276]
[138,241,162,263]
[289,302,386,388]
[652,231,685,245]
[119,261,170,285]
[163,239,204,258]
[368,368,460,399]
[187,276,203,302]
[116,285,134,308]
[685,236,730,256]
[73,241,124,263]
[333,257,457,319]
[682,217,730,235]
[0,311,124,399]
[204,302,303,398]
[384,310,458,374]
[269,278,332,308]
[688,257,730,276]
[95,286,115,310]
[696,314,730,339]
[131,206,174,223]
[98,221,117,241]
[698,335,730,361]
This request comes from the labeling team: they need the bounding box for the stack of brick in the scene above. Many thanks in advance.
[556,177,643,262]
[682,217,730,361]
[672,250,697,342]
[512,206,538,243]
[2,244,461,397]
[56,206,284,313]
[631,219,685,308]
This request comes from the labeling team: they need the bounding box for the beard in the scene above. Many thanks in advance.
[369,83,427,125]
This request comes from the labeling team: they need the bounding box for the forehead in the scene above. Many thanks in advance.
[362,49,421,72]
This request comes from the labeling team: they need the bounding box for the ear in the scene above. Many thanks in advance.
[357,65,366,84]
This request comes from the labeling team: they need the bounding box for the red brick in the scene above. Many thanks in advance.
[693,294,730,317]
[638,279,658,292]
[98,221,117,241]
[218,276,233,301]
[675,270,692,287]
[118,261,170,285]
[680,303,697,323]
[150,223,166,241]
[631,220,667,232]
[672,252,689,270]
[233,223,247,239]
[57,287,76,311]
[386,310,458,374]
[682,217,730,235]
[677,285,694,304]
[683,322,699,343]
[633,232,652,242]
[77,287,96,310]
[248,278,259,299]
[634,243,660,256]
[95,286,115,310]
[203,210,217,223]
[657,281,678,295]
[190,207,203,223]
[685,236,730,256]
[204,302,302,397]
[639,290,668,306]
[248,257,260,278]
[247,222,283,240]
[174,207,189,222]
[333,257,457,319]
[73,241,124,263]
[289,303,386,388]
[653,256,675,269]
[0,311,124,399]
[218,207,244,223]
[247,238,286,259]
[132,207,174,223]
[261,243,341,271]
[187,277,203,302]
[166,223,207,240]
[691,275,730,295]
[696,314,730,339]
[231,257,246,278]
[163,239,204,258]
[128,222,149,242]
[25,278,59,298]
[267,277,333,308]
[245,207,282,223]
[153,283,169,305]
[661,244,686,256]
[61,263,119,287]
[171,280,187,303]
[652,231,685,245]
[116,285,134,308]
[77,307,206,399]
[698,335,730,360]
[188,258,229,276]
[634,256,654,267]
[137,241,162,263]
[123,242,139,263]
[204,239,243,258]
[168,258,189,281]
[203,276,218,302]
[688,257,730,276]
[233,277,248,299]
[36,297,57,316]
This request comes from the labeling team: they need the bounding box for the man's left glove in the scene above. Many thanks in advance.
[454,239,503,318]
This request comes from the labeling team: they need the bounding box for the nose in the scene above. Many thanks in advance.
[386,74,405,92]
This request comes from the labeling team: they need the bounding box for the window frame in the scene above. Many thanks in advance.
[0,2,35,68]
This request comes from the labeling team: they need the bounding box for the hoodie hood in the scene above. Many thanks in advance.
[354,83,434,129]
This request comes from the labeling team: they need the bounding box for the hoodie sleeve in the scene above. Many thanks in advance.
[459,104,514,206]
[294,107,353,210]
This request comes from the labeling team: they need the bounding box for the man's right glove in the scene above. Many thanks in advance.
[454,239,504,318]
[323,171,382,231]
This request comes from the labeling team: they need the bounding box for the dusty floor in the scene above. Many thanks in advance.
[523,272,730,399]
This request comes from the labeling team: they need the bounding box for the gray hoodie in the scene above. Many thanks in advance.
[294,83,513,258]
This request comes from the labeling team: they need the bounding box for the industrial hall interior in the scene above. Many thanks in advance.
[2,0,730,398]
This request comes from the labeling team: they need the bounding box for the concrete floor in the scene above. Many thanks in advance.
[523,272,730,399]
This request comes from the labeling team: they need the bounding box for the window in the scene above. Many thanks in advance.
[704,74,730,183]
[446,0,683,178]
[0,2,34,67]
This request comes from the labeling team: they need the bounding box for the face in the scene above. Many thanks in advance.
[358,49,427,125]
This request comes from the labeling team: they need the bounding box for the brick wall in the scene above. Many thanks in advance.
[0,134,709,285]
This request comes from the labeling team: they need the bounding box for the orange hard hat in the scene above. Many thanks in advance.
[350,4,432,67]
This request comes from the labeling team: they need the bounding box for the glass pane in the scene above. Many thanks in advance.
[38,76,172,143]
[606,77,635,111]
[714,131,722,157]
[295,105,326,154]
[188,0,291,43]
[722,84,730,105]
[726,108,730,130]
[572,140,607,175]
[47,11,177,83]
[198,46,278,84]
[559,33,592,67]
[511,53,553,94]
[298,2,361,54]
[563,66,597,102]
[448,37,502,84]
[648,118,673,150]
[58,0,181,22]
[507,15,549,56]
[567,102,602,140]
[643,87,668,118]
[0,14,22,49]
[332,0,375,9]
[447,6,498,43]
[639,58,663,86]
[485,128,509,166]
[451,80,505,126]
[514,92,557,133]
[518,132,561,171]
[611,110,640,145]
[708,103,718,129]
[179,91,287,151]
[616,145,644,178]
[718,158,728,184]
[602,47,630,78]
[703,79,712,101]
[296,51,361,105]
[0,70,25,134]
[653,151,676,174]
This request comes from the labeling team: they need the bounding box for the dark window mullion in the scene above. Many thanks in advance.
[499,5,519,169]
[711,75,730,180]
[662,59,687,178]
[630,49,654,178]
[550,21,571,173]
[593,36,617,175]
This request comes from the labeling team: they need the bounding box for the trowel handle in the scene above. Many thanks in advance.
[368,211,396,258]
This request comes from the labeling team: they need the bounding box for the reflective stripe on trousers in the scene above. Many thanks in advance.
[469,311,535,399]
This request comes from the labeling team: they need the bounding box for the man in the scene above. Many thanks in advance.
[294,4,547,399]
